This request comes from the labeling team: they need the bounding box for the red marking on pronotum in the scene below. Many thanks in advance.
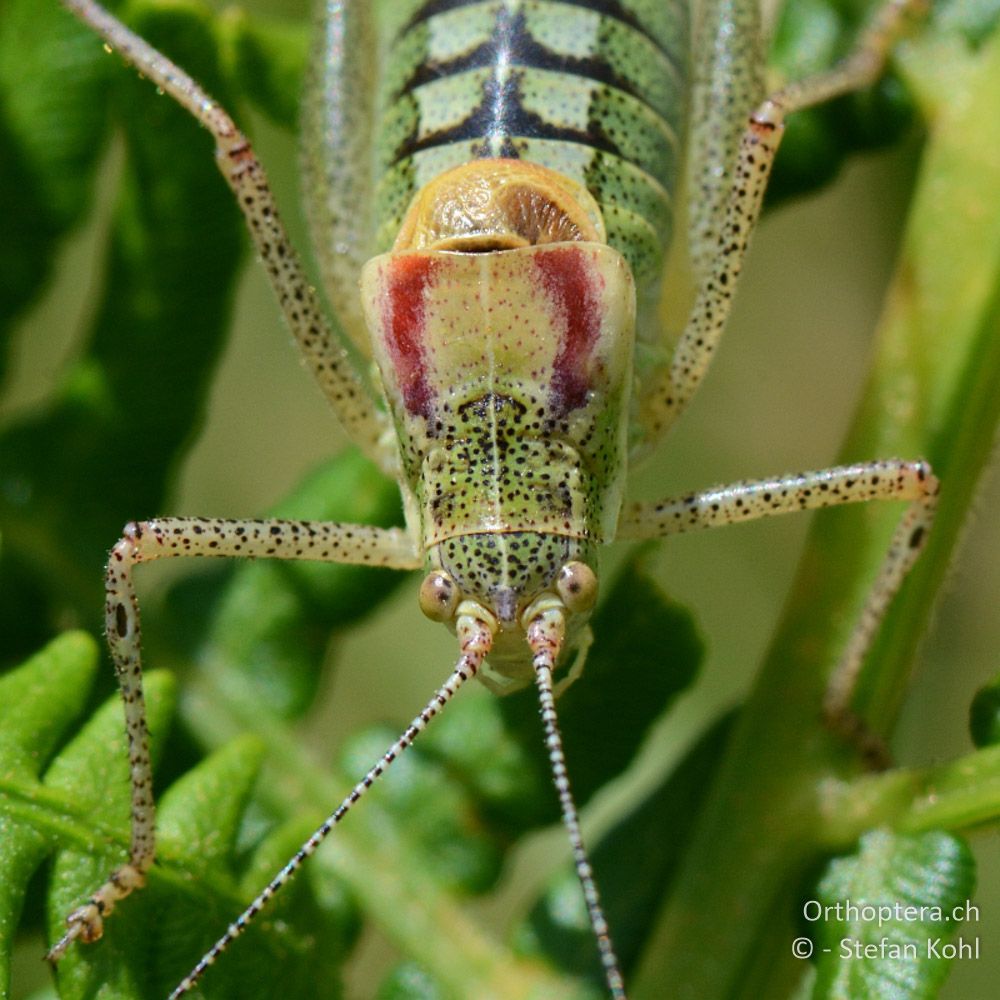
[382,255,437,419]
[534,247,602,415]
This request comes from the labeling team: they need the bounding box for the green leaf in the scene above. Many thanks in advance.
[0,0,112,341]
[0,0,245,662]
[810,829,976,999]
[0,634,353,1000]
[217,7,309,129]
[969,678,1000,749]
[376,962,448,1000]
[768,0,919,204]
[0,634,99,997]
[339,723,504,895]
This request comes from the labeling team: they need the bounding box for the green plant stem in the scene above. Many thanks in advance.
[819,745,1000,844]
[631,23,1000,1000]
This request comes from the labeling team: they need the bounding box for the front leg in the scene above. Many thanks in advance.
[62,0,397,474]
[617,459,938,749]
[46,517,419,960]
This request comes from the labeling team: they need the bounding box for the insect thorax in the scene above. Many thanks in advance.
[361,158,635,630]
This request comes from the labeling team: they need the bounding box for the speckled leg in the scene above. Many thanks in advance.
[618,459,938,747]
[639,0,921,443]
[61,0,396,474]
[46,517,419,962]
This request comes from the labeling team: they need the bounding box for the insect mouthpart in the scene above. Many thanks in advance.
[491,585,520,626]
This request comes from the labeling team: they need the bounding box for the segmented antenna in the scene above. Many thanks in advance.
[528,611,627,1000]
[168,617,493,999]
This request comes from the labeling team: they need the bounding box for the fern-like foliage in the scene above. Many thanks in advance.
[0,634,348,999]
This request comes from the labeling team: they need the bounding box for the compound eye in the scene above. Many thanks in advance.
[419,571,460,622]
[556,561,598,615]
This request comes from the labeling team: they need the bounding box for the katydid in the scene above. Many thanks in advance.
[47,1,936,997]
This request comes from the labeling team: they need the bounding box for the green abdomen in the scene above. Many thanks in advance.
[373,0,688,287]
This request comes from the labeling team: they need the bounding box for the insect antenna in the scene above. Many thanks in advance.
[167,616,493,999]
[528,610,627,1000]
